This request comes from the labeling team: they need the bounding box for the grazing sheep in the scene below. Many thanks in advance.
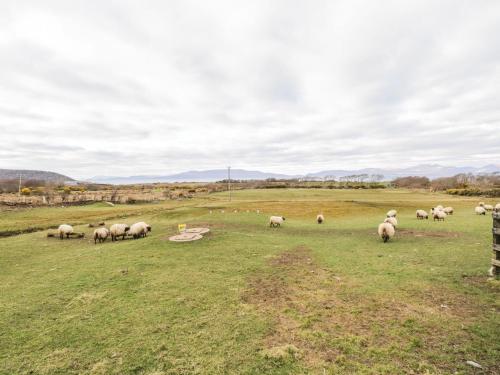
[317,214,324,224]
[93,227,110,244]
[433,210,447,221]
[416,209,429,220]
[386,209,397,218]
[269,216,285,228]
[495,203,500,212]
[131,221,151,238]
[129,222,150,239]
[378,222,395,242]
[483,204,494,211]
[435,205,444,211]
[384,217,398,228]
[479,202,485,207]
[475,206,486,215]
[57,224,74,239]
[110,223,130,241]
[443,207,454,215]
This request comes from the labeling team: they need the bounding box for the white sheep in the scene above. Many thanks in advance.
[317,214,324,224]
[93,227,110,244]
[416,209,428,220]
[495,203,500,212]
[110,223,130,241]
[475,206,486,215]
[479,202,485,207]
[378,222,395,242]
[433,210,447,221]
[384,217,398,228]
[57,224,74,239]
[269,216,285,227]
[129,222,150,239]
[483,204,494,211]
[386,209,397,218]
[443,207,454,215]
[435,205,444,211]
[131,221,151,238]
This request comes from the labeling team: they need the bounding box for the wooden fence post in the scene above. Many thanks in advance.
[493,212,500,278]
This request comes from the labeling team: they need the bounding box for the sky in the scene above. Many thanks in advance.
[1,0,499,179]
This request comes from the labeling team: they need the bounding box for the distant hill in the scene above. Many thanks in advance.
[89,164,500,184]
[0,169,74,183]
[89,169,298,184]
[307,164,500,180]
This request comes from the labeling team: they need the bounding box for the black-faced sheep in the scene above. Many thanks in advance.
[58,224,73,239]
[269,216,285,227]
[386,209,397,218]
[378,222,395,242]
[317,214,324,224]
[110,223,130,241]
[443,207,454,215]
[433,210,447,221]
[416,209,428,219]
[384,217,398,228]
[475,206,486,215]
[93,227,110,244]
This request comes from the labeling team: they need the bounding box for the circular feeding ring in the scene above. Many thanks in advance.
[184,227,210,234]
[168,233,203,242]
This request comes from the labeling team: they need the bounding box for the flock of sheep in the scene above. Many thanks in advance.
[56,221,152,243]
[268,202,500,243]
[54,201,499,245]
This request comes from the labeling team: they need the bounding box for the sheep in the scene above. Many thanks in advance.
[479,202,485,207]
[386,209,397,218]
[378,222,395,243]
[416,209,428,220]
[483,204,494,211]
[129,222,150,239]
[443,207,454,215]
[110,223,130,241]
[475,206,486,215]
[435,205,444,211]
[433,210,447,221]
[93,227,110,244]
[130,221,151,238]
[495,203,500,212]
[317,214,324,224]
[57,224,73,239]
[384,216,398,228]
[269,216,285,227]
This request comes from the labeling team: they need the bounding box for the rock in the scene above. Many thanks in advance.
[466,360,482,369]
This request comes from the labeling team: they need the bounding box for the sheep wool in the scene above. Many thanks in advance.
[416,209,428,219]
[110,224,130,241]
[317,214,324,224]
[433,210,447,221]
[483,204,494,211]
[386,209,397,218]
[378,222,395,242]
[93,227,110,244]
[443,207,454,215]
[475,206,486,215]
[384,216,398,228]
[269,216,285,227]
[495,203,500,212]
[129,222,151,239]
[57,224,74,239]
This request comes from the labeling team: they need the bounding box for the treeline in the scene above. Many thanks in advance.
[217,178,386,189]
[392,173,500,196]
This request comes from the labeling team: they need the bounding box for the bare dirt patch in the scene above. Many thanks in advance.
[398,228,461,238]
[242,246,497,373]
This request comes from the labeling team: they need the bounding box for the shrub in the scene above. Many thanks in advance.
[21,187,31,196]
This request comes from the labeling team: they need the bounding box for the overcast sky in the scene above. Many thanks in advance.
[1,0,499,179]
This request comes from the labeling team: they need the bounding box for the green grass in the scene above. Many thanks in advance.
[0,189,498,374]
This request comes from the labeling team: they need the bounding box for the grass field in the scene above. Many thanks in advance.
[0,189,498,374]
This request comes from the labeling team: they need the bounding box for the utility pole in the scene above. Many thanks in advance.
[228,166,231,202]
[18,174,22,196]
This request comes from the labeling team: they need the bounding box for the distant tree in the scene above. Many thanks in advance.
[392,176,430,188]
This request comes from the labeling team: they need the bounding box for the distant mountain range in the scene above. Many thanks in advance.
[0,169,74,183]
[89,164,500,184]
